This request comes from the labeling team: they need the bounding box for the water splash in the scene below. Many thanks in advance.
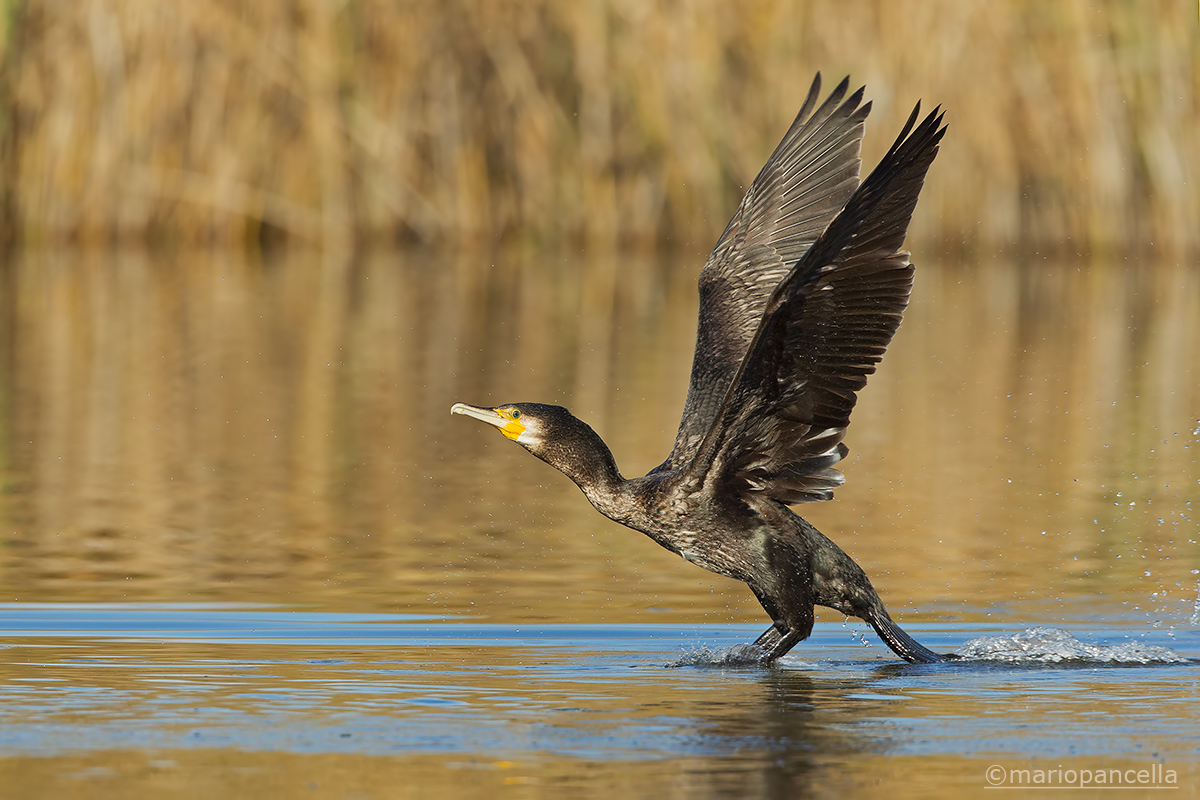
[667,644,774,667]
[955,626,1189,664]
[1191,579,1200,626]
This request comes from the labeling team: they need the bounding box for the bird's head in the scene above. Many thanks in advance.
[450,401,621,491]
[450,402,546,446]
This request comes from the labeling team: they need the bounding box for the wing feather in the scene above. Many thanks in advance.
[655,75,871,472]
[679,103,947,506]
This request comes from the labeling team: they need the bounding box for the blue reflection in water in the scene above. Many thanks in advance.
[0,604,1196,762]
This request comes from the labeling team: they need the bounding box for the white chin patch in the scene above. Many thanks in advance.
[515,417,541,447]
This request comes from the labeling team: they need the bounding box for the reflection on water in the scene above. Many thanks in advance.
[0,248,1199,796]
[1,248,1197,623]
[0,604,1195,798]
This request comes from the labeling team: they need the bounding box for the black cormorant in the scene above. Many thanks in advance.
[452,75,952,664]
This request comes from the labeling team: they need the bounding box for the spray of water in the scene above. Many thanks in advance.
[955,626,1189,664]
[667,644,772,667]
[1190,580,1200,627]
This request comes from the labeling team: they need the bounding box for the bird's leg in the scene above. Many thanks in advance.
[720,620,787,665]
[762,630,805,661]
[750,586,815,663]
[753,623,786,650]
[803,518,957,663]
[748,590,787,659]
[759,604,813,662]
[865,606,959,664]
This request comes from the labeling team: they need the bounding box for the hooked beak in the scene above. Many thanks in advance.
[450,402,526,441]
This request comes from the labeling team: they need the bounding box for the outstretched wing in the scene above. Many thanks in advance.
[679,103,947,505]
[655,75,871,473]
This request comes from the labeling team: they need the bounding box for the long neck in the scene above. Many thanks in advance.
[533,422,628,519]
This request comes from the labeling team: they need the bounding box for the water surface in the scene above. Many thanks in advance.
[0,248,1197,796]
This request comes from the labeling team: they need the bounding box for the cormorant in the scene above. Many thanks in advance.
[452,75,953,664]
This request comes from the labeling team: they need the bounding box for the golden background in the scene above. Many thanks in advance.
[1,0,1195,254]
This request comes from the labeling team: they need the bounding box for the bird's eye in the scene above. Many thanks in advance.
[511,409,521,419]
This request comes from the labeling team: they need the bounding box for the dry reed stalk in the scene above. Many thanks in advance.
[1,0,1196,255]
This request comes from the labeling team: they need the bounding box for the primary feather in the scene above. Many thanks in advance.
[681,101,947,506]
[660,74,872,472]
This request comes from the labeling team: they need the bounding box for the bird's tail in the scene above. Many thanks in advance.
[868,609,959,664]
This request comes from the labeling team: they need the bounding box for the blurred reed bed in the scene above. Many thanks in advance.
[0,248,1197,618]
[1,0,1195,254]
